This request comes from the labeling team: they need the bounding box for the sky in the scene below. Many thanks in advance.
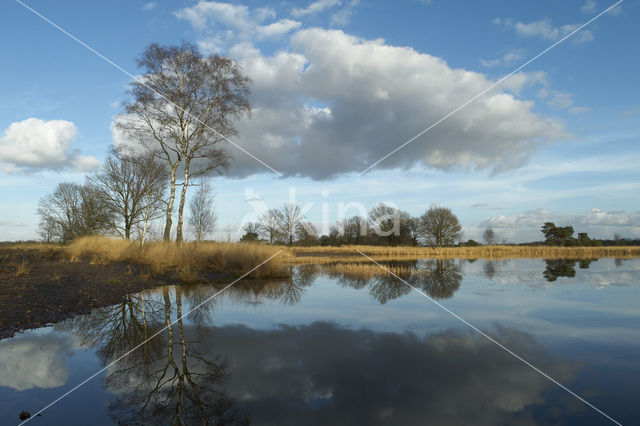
[0,0,639,242]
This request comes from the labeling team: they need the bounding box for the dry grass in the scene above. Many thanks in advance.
[289,245,640,260]
[13,259,30,277]
[63,237,291,280]
[7,239,639,283]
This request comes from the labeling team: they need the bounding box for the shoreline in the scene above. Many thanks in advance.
[0,248,236,340]
[2,243,639,339]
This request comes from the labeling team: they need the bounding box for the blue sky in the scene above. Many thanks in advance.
[0,0,638,242]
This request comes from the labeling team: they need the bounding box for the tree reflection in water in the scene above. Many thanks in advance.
[543,258,597,282]
[56,271,327,425]
[484,260,496,279]
[413,259,464,300]
[329,259,464,303]
[48,266,606,425]
[59,286,251,425]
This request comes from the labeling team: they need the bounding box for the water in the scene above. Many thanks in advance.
[1,258,639,425]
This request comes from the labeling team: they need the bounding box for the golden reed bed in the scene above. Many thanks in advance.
[4,239,638,281]
[287,244,640,264]
[4,237,291,279]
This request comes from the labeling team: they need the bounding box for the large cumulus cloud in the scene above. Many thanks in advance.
[166,3,569,180]
[224,29,566,179]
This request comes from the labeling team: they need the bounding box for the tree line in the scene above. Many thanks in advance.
[239,204,465,247]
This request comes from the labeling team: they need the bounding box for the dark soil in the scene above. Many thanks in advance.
[0,248,231,340]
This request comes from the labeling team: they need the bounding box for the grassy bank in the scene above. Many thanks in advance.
[4,237,291,280]
[66,237,291,280]
[5,240,639,281]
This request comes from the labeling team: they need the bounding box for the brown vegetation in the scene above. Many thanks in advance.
[289,244,640,261]
[63,237,290,279]
[321,262,415,279]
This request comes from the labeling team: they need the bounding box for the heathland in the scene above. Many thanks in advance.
[2,237,639,338]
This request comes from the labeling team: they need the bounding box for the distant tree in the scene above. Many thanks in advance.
[614,233,623,246]
[88,151,166,240]
[368,203,400,245]
[483,227,497,245]
[37,182,112,243]
[258,209,285,244]
[37,217,58,244]
[577,232,595,246]
[278,203,307,246]
[239,222,260,243]
[419,207,462,247]
[319,234,331,246]
[541,222,576,246]
[295,221,319,246]
[401,213,421,246]
[187,181,216,242]
[464,239,481,247]
[342,216,369,245]
[117,42,250,242]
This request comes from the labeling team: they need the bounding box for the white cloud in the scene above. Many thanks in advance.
[224,28,566,179]
[498,18,594,44]
[292,0,342,18]
[330,0,360,27]
[142,2,157,11]
[175,1,300,50]
[536,88,590,112]
[0,334,76,391]
[255,19,302,39]
[607,4,623,16]
[0,118,100,173]
[171,3,567,179]
[480,50,524,68]
[581,0,597,14]
[546,91,573,109]
[568,106,591,114]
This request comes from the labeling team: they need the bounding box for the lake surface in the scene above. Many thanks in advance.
[1,258,639,425]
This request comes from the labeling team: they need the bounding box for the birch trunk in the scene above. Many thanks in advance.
[163,165,177,241]
[175,160,190,244]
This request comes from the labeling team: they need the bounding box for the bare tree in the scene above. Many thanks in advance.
[37,217,58,244]
[188,181,217,242]
[88,151,166,240]
[614,233,622,246]
[483,227,497,245]
[419,206,461,247]
[258,209,285,244]
[37,182,112,243]
[278,203,307,246]
[117,42,251,243]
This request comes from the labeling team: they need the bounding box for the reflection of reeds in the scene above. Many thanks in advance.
[289,245,640,261]
[321,262,414,279]
[62,237,291,280]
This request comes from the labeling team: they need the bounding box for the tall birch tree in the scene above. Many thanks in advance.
[117,42,251,242]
